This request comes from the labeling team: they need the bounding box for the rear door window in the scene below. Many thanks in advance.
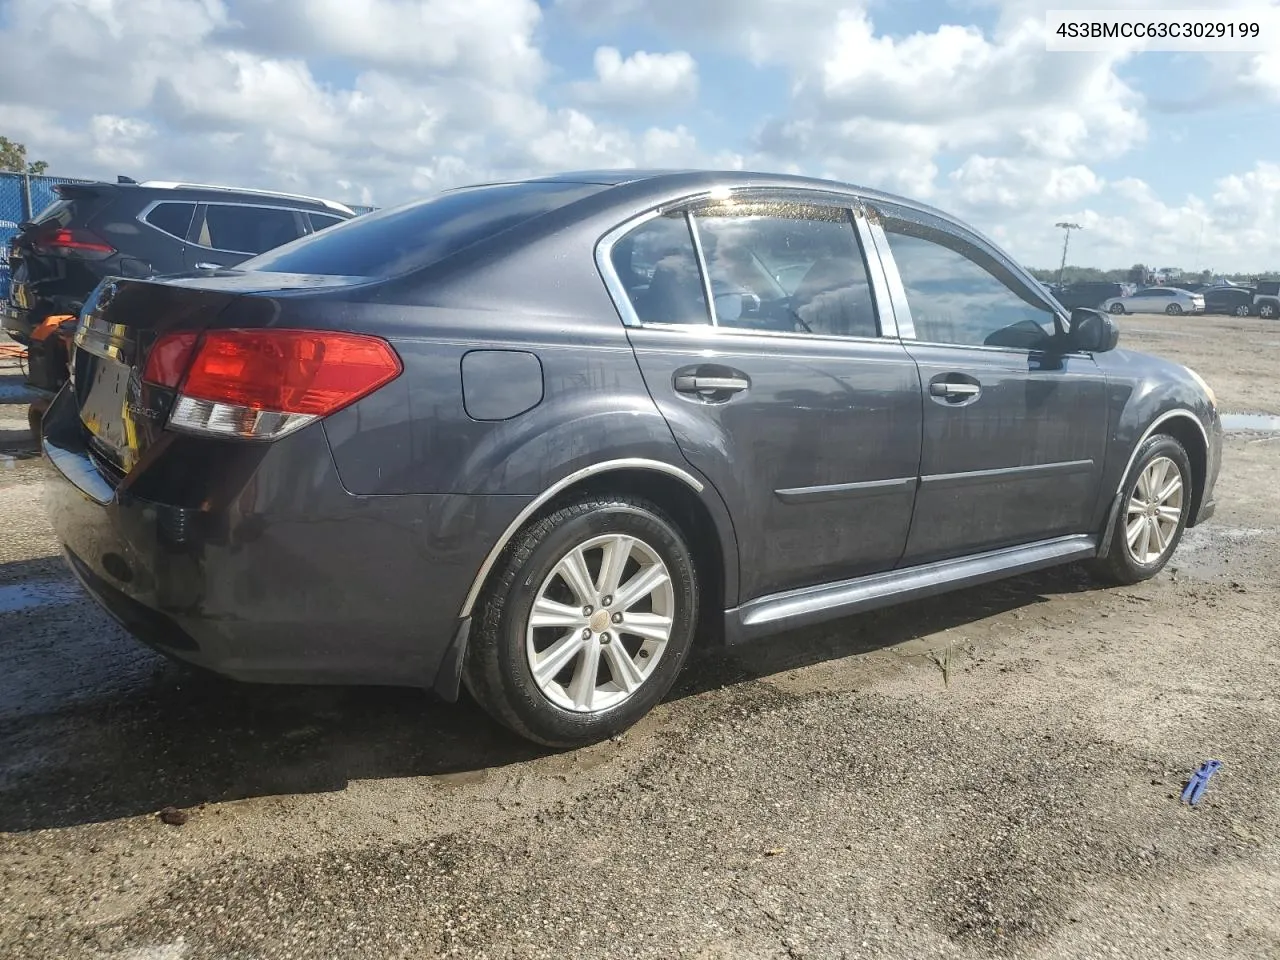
[243,181,607,278]
[611,214,708,325]
[143,202,196,240]
[199,204,305,254]
[308,213,346,232]
[692,201,879,337]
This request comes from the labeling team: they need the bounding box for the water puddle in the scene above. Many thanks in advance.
[0,579,84,614]
[1221,413,1280,434]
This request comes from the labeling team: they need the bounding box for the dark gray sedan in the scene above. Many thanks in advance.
[42,170,1222,747]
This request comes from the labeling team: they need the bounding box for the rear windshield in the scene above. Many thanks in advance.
[30,199,75,227]
[241,181,608,278]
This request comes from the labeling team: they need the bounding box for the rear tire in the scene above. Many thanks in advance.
[1166,303,1182,315]
[1110,302,1125,314]
[1260,301,1278,320]
[1235,304,1250,317]
[1090,434,1192,586]
[464,495,699,748]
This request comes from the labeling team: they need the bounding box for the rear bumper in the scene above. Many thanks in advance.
[41,387,529,688]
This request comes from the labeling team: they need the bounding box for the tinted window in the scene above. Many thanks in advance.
[308,213,345,232]
[612,214,708,325]
[200,205,303,254]
[883,221,1055,349]
[244,182,607,278]
[693,202,877,337]
[144,202,196,239]
[31,199,74,227]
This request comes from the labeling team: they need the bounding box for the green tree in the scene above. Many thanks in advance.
[0,136,49,175]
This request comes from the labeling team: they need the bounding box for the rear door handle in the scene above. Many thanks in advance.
[929,381,980,399]
[674,375,750,395]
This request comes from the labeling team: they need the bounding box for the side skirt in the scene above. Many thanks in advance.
[724,534,1098,645]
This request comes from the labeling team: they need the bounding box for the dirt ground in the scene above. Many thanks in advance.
[1,313,1278,960]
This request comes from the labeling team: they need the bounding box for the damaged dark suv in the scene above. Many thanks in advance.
[5,178,355,390]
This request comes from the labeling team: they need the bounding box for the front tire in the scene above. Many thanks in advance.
[465,495,699,747]
[1166,303,1183,315]
[1235,304,1250,317]
[1109,302,1125,314]
[1090,434,1193,586]
[1260,301,1278,320]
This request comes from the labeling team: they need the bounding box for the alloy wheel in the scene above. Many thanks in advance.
[1124,456,1184,565]
[525,533,674,713]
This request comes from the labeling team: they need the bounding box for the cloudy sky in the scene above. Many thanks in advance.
[2,0,1279,270]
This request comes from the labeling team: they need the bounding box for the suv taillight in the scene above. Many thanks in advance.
[144,329,403,440]
[33,226,116,260]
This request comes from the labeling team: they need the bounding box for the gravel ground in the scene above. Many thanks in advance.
[1,313,1279,960]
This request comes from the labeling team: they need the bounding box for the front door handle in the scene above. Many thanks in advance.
[675,375,750,394]
[929,381,980,399]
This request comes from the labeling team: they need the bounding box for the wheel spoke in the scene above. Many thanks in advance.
[1138,516,1153,560]
[618,611,672,643]
[567,639,602,710]
[1127,496,1146,516]
[1154,475,1182,504]
[1150,515,1168,554]
[1136,469,1152,500]
[530,597,586,631]
[595,536,634,597]
[556,548,597,606]
[533,631,586,685]
[602,642,645,694]
[1126,516,1146,548]
[614,564,670,612]
[1157,505,1182,523]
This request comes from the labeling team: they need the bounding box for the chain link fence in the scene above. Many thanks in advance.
[0,172,376,300]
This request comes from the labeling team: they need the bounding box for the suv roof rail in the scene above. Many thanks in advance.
[136,181,356,216]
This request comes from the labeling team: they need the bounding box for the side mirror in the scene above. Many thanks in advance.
[1069,307,1120,353]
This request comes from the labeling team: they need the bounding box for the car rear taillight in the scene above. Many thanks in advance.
[33,226,116,260]
[145,329,402,440]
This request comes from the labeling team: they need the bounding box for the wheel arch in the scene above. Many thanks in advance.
[1111,409,1210,530]
[457,459,739,634]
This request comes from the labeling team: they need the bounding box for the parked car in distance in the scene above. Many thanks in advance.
[1053,281,1129,311]
[4,178,356,388]
[1101,286,1205,315]
[42,169,1222,747]
[1253,280,1280,319]
[1202,285,1255,317]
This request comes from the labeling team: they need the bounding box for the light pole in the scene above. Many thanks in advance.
[1055,222,1082,287]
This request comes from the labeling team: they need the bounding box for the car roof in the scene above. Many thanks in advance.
[78,180,356,216]
[463,168,977,236]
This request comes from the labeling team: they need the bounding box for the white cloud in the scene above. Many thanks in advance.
[571,47,698,110]
[0,0,1276,270]
[230,0,547,86]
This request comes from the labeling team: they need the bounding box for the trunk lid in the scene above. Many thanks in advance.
[71,272,368,477]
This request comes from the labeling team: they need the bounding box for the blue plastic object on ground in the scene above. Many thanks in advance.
[1181,760,1222,806]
